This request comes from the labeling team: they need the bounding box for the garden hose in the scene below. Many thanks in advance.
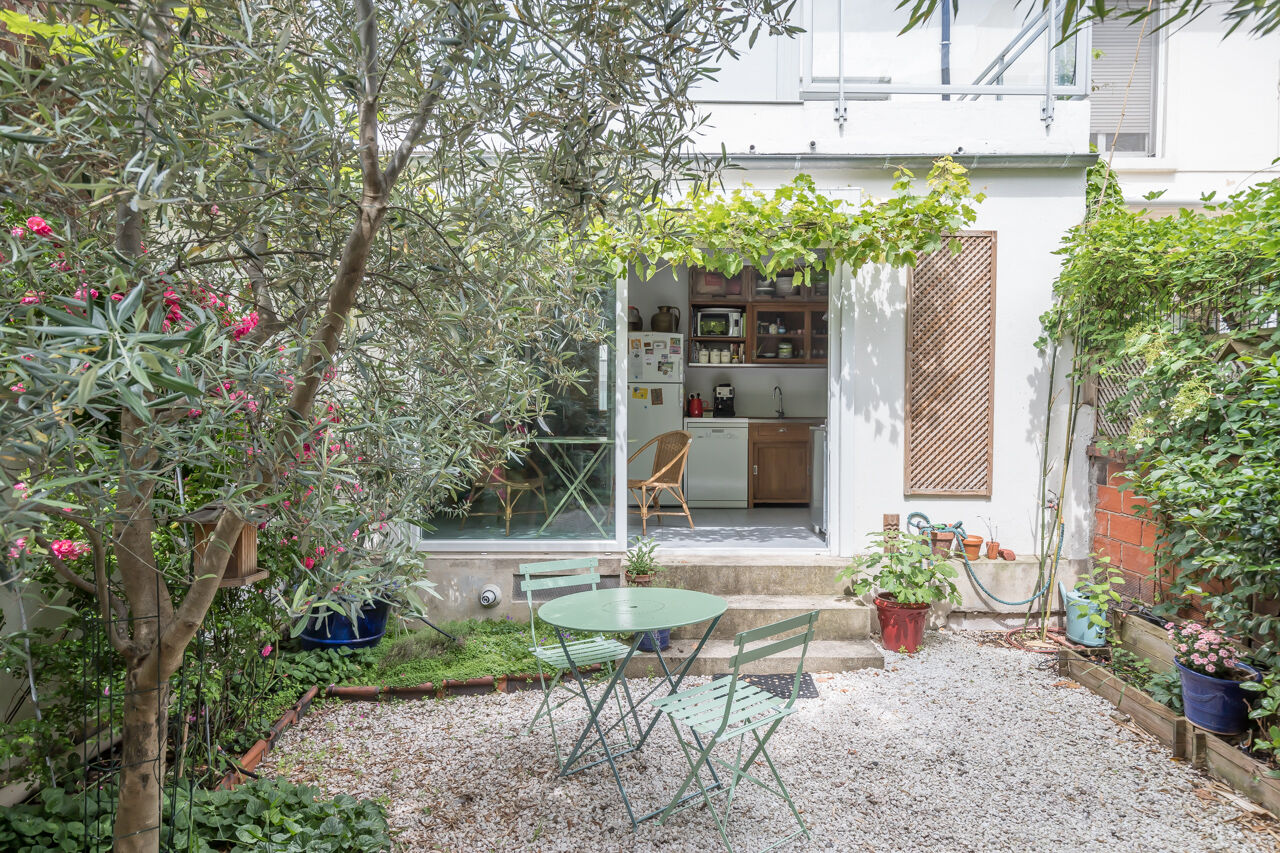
[904,512,1056,607]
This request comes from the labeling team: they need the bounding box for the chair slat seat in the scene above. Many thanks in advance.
[653,675,787,736]
[532,636,629,670]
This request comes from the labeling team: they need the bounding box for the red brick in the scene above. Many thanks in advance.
[1092,537,1123,565]
[1140,523,1159,549]
[1109,514,1143,547]
[1093,510,1109,539]
[1096,485,1122,513]
[1121,543,1155,573]
[1107,460,1128,480]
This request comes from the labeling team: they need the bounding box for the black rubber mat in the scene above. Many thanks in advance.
[712,672,819,700]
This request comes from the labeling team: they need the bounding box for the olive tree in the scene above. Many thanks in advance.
[0,1,792,849]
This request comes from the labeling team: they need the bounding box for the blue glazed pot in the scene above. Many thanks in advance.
[300,599,391,651]
[637,628,670,652]
[1177,660,1260,736]
[1059,582,1106,647]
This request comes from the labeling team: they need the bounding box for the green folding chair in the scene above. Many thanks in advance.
[519,558,634,766]
[650,610,819,853]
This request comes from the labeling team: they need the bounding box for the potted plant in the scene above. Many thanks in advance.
[1059,558,1124,648]
[980,516,1000,559]
[622,537,669,651]
[284,545,439,651]
[1168,620,1261,735]
[838,530,961,654]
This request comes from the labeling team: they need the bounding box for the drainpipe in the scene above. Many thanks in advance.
[834,0,847,131]
[940,0,952,101]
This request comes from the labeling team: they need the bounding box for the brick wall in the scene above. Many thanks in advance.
[1090,449,1167,604]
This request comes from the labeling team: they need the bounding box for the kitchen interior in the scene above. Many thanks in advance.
[627,263,829,550]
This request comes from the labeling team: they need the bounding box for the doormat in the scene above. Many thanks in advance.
[713,672,819,700]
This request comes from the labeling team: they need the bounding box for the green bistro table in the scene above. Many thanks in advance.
[530,436,614,537]
[537,587,727,829]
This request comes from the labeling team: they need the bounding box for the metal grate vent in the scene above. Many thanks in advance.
[904,233,997,496]
[512,574,620,602]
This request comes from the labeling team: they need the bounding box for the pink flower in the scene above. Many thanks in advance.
[9,383,25,393]
[20,291,41,304]
[110,293,124,301]
[10,226,24,238]
[13,482,26,492]
[1205,664,1215,673]
[230,312,259,341]
[7,537,28,560]
[210,204,220,216]
[25,216,52,237]
[303,556,315,569]
[50,539,91,560]
[261,644,273,657]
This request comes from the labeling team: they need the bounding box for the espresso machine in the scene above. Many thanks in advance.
[713,383,736,417]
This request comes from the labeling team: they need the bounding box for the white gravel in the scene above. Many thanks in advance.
[262,633,1274,852]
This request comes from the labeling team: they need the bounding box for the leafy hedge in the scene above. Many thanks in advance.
[0,778,390,853]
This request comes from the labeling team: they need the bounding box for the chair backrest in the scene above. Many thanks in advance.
[721,610,820,733]
[647,430,692,484]
[517,557,601,646]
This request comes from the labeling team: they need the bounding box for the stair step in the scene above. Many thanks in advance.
[660,557,849,597]
[669,595,870,640]
[625,639,883,677]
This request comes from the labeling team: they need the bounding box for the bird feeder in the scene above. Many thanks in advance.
[177,504,267,588]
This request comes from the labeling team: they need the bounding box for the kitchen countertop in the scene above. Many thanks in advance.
[683,416,825,425]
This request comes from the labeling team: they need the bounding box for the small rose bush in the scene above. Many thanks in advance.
[1168,621,1241,677]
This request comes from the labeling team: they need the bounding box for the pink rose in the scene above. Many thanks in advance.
[25,216,52,237]
[260,644,273,657]
[1205,664,1215,673]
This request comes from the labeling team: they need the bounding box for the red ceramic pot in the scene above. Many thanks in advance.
[874,594,930,653]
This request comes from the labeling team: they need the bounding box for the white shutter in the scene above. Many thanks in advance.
[1089,10,1157,139]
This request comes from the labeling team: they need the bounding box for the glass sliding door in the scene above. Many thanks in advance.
[421,278,620,544]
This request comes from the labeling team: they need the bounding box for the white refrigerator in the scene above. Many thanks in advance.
[627,333,685,505]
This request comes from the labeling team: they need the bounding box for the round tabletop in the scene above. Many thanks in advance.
[538,587,726,633]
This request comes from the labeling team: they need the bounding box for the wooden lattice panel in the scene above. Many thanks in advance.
[904,233,997,496]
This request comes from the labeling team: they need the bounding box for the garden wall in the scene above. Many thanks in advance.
[1089,447,1167,605]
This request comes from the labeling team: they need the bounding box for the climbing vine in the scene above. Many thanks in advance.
[1043,169,1280,767]
[593,157,982,283]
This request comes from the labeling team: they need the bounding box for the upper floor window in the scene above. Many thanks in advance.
[1089,6,1159,155]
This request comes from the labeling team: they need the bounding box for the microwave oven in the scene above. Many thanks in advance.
[695,309,744,337]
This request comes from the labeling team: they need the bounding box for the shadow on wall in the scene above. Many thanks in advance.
[846,263,905,447]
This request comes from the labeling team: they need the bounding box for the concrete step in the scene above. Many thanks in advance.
[625,638,883,677]
[660,554,850,597]
[669,594,871,641]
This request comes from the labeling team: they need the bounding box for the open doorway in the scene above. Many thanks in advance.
[625,263,831,552]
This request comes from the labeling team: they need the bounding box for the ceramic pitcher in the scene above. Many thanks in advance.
[651,305,680,332]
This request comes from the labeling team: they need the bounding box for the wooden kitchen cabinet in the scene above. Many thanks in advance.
[748,423,813,505]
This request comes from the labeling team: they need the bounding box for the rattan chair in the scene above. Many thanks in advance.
[627,430,694,535]
[460,456,549,536]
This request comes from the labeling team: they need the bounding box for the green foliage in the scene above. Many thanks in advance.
[1073,558,1125,631]
[596,162,981,284]
[0,778,390,853]
[838,530,962,606]
[1107,647,1183,714]
[622,536,662,577]
[1242,671,1280,775]
[367,618,545,686]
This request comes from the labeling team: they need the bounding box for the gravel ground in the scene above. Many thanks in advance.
[262,633,1274,852]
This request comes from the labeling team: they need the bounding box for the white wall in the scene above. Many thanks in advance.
[1098,18,1279,207]
[823,167,1088,560]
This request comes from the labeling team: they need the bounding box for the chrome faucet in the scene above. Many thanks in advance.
[773,385,785,418]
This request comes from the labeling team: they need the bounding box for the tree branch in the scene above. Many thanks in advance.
[156,506,242,678]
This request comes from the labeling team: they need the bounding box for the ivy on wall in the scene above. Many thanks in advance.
[592,157,983,283]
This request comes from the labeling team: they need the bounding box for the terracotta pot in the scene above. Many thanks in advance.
[874,594,930,654]
[929,531,954,558]
[985,541,1000,560]
[626,572,654,586]
[962,536,983,560]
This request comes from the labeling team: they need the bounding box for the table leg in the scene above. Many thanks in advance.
[555,618,726,830]
[537,442,612,537]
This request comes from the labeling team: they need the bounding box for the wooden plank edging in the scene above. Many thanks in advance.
[1059,650,1280,817]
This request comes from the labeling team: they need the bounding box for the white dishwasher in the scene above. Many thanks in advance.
[683,419,748,508]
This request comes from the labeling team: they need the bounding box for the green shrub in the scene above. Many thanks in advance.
[0,778,390,853]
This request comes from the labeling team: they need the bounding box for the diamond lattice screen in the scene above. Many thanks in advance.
[904,233,997,496]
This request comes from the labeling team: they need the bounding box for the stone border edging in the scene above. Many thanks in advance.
[1060,649,1280,817]
[217,665,603,789]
